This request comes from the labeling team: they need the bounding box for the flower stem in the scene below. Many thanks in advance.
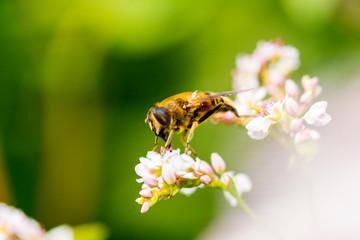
[235,195,284,240]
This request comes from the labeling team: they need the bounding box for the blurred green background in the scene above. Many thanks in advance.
[0,0,359,239]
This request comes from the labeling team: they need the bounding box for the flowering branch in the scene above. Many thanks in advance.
[212,40,331,156]
[0,202,108,240]
[135,148,251,213]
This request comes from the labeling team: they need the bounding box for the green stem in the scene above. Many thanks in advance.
[235,195,284,240]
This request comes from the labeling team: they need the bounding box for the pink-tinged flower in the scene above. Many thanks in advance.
[211,153,226,174]
[267,68,285,88]
[200,175,212,185]
[286,97,300,117]
[285,79,300,98]
[142,175,158,188]
[171,153,196,175]
[246,97,287,140]
[276,45,300,74]
[294,129,320,144]
[300,91,313,105]
[302,76,319,92]
[198,160,214,175]
[253,40,299,74]
[161,164,176,185]
[245,117,272,139]
[135,152,162,179]
[233,55,261,90]
[0,203,45,240]
[303,101,331,127]
[290,118,304,136]
[221,172,252,207]
[139,189,153,198]
[211,111,238,124]
[136,149,252,213]
[141,201,151,214]
[299,76,322,105]
[253,40,281,62]
[235,87,266,116]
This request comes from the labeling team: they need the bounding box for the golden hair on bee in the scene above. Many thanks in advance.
[145,89,250,155]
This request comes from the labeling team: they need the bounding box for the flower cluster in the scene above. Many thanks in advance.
[0,203,73,240]
[135,148,251,213]
[213,40,331,145]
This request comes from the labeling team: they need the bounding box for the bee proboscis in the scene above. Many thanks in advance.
[145,89,249,155]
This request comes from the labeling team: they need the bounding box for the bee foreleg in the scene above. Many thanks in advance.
[164,130,174,149]
[152,136,159,151]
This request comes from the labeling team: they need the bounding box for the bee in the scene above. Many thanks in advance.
[145,89,249,155]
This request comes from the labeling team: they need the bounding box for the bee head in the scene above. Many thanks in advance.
[145,106,171,142]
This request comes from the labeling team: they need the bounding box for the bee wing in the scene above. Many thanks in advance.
[212,88,254,98]
[186,88,253,107]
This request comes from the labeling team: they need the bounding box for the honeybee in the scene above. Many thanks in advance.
[145,89,249,155]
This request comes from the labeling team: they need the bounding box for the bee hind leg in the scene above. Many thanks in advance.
[184,122,198,156]
[181,130,196,156]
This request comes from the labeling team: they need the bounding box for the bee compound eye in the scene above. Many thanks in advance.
[152,106,171,126]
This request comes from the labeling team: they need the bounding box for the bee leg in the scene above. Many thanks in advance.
[164,130,174,149]
[185,122,198,154]
[152,136,159,151]
[180,130,188,148]
[181,130,196,155]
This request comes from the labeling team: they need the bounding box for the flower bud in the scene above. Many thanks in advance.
[141,201,151,213]
[285,97,300,117]
[294,129,320,144]
[200,175,212,185]
[211,153,226,174]
[221,173,231,187]
[142,175,158,188]
[302,76,319,91]
[199,161,214,175]
[290,118,304,134]
[139,189,153,198]
[300,91,313,105]
[161,164,176,185]
[285,79,300,98]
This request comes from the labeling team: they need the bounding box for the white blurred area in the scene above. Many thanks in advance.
[198,78,360,240]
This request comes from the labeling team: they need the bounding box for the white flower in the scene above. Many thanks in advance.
[135,151,163,179]
[245,97,287,140]
[168,153,196,177]
[161,164,176,184]
[233,55,261,90]
[276,45,300,74]
[221,172,252,207]
[254,40,281,62]
[235,87,266,116]
[0,203,45,240]
[180,187,198,196]
[303,101,331,127]
[245,117,273,139]
[42,225,74,240]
